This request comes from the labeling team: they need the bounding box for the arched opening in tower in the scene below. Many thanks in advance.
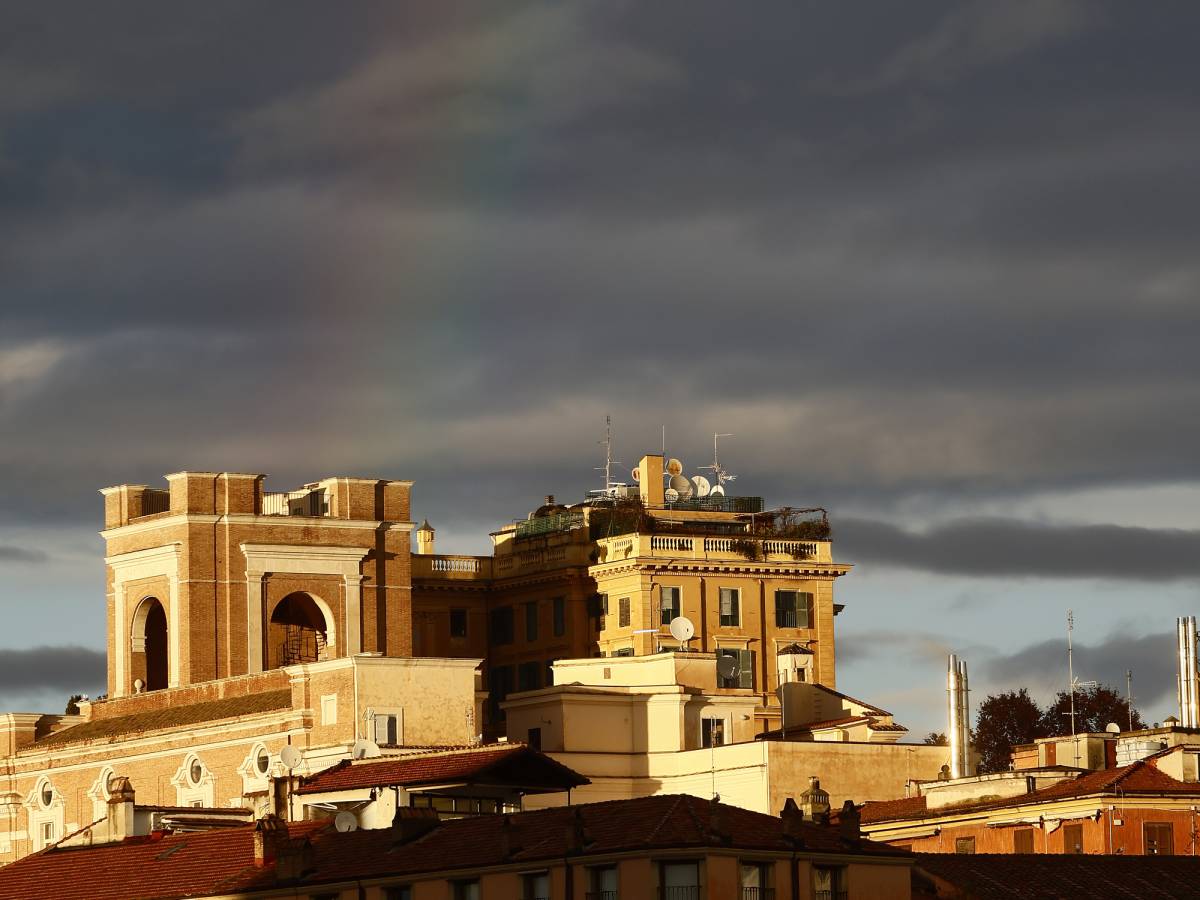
[269,593,328,667]
[144,599,168,690]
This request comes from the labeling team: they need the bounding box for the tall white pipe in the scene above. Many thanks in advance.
[1179,619,1191,727]
[1189,617,1199,729]
[947,654,963,779]
[959,658,970,776]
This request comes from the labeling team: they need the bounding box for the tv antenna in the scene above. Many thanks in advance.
[595,414,622,497]
[1126,669,1134,732]
[1065,610,1097,767]
[701,433,737,493]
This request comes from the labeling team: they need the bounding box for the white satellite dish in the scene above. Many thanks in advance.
[333,811,358,833]
[631,467,641,483]
[280,745,302,770]
[716,654,739,680]
[1105,722,1121,734]
[664,488,679,502]
[691,475,711,498]
[669,616,695,644]
[670,474,693,499]
[666,458,684,476]
[352,739,381,760]
[709,484,725,496]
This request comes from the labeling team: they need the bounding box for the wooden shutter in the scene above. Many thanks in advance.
[738,649,754,689]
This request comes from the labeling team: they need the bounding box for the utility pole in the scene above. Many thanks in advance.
[1126,669,1134,732]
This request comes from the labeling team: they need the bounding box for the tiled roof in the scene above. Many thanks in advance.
[862,760,1200,825]
[914,854,1200,900]
[0,795,909,900]
[32,690,294,749]
[296,743,589,795]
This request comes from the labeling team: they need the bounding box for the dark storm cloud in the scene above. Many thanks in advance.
[0,545,46,563]
[985,631,1175,712]
[3,0,1200,538]
[837,517,1200,580]
[0,645,105,693]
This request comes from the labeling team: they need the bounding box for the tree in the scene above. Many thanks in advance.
[64,694,83,715]
[1041,683,1144,736]
[923,732,948,746]
[974,689,1048,773]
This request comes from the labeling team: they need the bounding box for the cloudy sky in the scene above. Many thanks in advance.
[3,1,1199,734]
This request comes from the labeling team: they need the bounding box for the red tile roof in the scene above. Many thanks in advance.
[296,743,589,795]
[0,795,909,900]
[861,760,1200,824]
[915,854,1200,899]
[32,690,294,749]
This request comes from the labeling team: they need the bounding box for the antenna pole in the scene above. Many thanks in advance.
[1068,610,1077,767]
[1126,669,1134,732]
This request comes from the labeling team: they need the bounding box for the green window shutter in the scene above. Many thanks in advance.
[738,650,754,689]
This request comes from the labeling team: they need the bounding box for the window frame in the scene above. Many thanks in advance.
[660,586,681,625]
[449,607,468,639]
[1013,827,1035,853]
[701,716,727,748]
[774,590,812,628]
[618,596,631,628]
[553,596,566,636]
[719,587,740,627]
[1144,821,1174,856]
[490,606,515,645]
[525,601,539,642]
[1062,822,1084,854]
[954,836,976,854]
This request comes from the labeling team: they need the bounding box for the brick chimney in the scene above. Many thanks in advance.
[499,814,522,859]
[837,799,861,843]
[274,835,314,881]
[252,815,289,867]
[391,806,440,843]
[779,797,806,847]
[106,776,136,843]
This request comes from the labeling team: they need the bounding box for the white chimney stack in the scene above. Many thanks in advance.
[1178,617,1199,728]
[947,654,970,778]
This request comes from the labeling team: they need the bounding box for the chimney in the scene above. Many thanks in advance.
[274,835,314,882]
[565,806,591,854]
[252,815,289,867]
[416,520,436,555]
[837,800,861,843]
[708,796,731,845]
[499,814,522,859]
[779,797,806,847]
[799,776,830,824]
[106,776,136,842]
[391,806,440,843]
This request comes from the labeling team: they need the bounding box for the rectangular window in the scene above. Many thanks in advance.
[490,606,514,645]
[488,665,514,723]
[590,865,618,898]
[954,836,976,854]
[1145,821,1174,856]
[614,647,635,657]
[553,596,566,636]
[813,865,844,899]
[522,871,550,900]
[619,596,631,628]
[384,889,412,900]
[1063,823,1084,854]
[661,860,700,893]
[518,660,541,692]
[660,586,681,625]
[740,861,771,895]
[718,648,755,689]
[450,608,468,638]
[525,601,539,641]
[774,590,812,628]
[527,726,542,750]
[320,694,337,726]
[702,716,726,748]
[453,880,481,900]
[40,821,54,847]
[373,711,401,746]
[1013,827,1035,853]
[719,587,740,627]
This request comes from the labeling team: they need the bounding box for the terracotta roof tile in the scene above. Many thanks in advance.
[32,690,293,749]
[0,795,909,900]
[862,760,1200,824]
[915,854,1200,899]
[296,743,589,795]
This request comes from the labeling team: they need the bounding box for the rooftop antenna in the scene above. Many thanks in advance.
[1126,669,1134,732]
[595,414,622,496]
[702,433,737,493]
[1065,610,1097,767]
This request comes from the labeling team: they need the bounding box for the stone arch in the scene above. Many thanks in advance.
[130,596,168,691]
[267,591,335,668]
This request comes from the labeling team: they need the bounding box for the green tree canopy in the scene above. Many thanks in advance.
[1041,683,1144,735]
[974,688,1048,773]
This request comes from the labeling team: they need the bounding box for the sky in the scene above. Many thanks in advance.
[3,1,1200,735]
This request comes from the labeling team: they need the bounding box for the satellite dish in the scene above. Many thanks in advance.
[666,458,684,476]
[352,739,381,759]
[664,488,679,502]
[669,616,695,643]
[716,654,739,680]
[670,474,693,498]
[631,467,641,483]
[1105,722,1121,734]
[280,745,302,770]
[334,811,358,833]
[691,475,711,497]
[709,484,725,496]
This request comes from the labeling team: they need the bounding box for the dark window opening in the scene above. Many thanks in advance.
[774,591,812,628]
[525,602,539,642]
[490,607,514,645]
[553,596,566,636]
[450,608,467,638]
[660,587,681,625]
[619,596,631,627]
[143,599,168,691]
[719,588,740,627]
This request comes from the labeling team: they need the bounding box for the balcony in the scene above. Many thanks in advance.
[658,889,699,900]
[596,533,832,565]
[261,488,327,517]
[585,893,618,900]
[743,890,775,900]
[412,554,493,581]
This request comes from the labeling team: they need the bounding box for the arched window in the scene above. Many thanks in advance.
[131,596,169,691]
[268,593,329,668]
